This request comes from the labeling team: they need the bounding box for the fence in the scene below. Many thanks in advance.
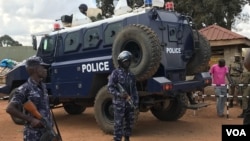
[193,84,249,118]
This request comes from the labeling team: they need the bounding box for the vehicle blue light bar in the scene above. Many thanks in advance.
[145,0,152,7]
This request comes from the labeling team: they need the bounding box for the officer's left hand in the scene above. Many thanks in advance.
[30,118,43,128]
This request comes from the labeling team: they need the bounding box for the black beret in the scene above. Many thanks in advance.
[25,56,49,68]
[79,4,88,11]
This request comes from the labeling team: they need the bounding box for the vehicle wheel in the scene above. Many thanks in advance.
[94,86,139,134]
[63,103,86,115]
[150,93,188,121]
[94,86,114,134]
[112,24,162,81]
[186,31,211,75]
[8,88,25,125]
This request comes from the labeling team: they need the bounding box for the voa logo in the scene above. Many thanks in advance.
[166,47,181,54]
[226,129,246,136]
[82,61,109,73]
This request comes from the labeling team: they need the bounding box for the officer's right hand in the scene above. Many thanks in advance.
[126,95,131,101]
[230,81,236,87]
[121,93,129,99]
[29,118,43,128]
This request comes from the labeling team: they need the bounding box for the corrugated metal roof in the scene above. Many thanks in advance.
[199,24,245,41]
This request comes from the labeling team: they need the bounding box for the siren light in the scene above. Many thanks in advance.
[165,2,174,11]
[145,0,152,7]
[53,23,60,31]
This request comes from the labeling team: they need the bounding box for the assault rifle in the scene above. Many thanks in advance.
[23,100,62,141]
[117,83,136,109]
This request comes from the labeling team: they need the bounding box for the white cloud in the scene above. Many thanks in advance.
[0,0,97,46]
[233,4,250,39]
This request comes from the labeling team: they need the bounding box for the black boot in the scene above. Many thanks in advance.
[124,136,130,141]
[238,99,242,107]
[238,110,246,118]
[190,99,198,105]
[229,100,234,108]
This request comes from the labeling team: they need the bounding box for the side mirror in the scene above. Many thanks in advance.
[32,36,37,50]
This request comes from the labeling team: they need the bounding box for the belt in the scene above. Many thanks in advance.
[230,75,240,77]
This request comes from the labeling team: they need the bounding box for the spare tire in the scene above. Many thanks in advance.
[186,31,211,75]
[112,24,162,81]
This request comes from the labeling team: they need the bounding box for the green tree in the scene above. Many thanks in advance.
[0,35,22,47]
[170,0,250,29]
[96,0,249,30]
[96,0,114,18]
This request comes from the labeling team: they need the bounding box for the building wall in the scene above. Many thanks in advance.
[210,45,242,67]
[0,46,36,62]
[224,46,240,66]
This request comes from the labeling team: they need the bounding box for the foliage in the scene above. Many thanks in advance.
[0,35,22,47]
[169,0,250,29]
[96,0,114,18]
[96,0,249,30]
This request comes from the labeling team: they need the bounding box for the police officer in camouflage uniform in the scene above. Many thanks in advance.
[229,55,243,107]
[238,70,250,118]
[6,56,52,141]
[108,51,139,141]
[244,98,250,124]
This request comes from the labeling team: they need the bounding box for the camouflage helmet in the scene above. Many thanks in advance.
[117,51,132,69]
[117,51,132,62]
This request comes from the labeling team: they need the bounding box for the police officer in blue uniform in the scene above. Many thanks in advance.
[6,56,51,141]
[108,51,139,141]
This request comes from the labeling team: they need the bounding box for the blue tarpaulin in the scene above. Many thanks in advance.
[0,59,17,69]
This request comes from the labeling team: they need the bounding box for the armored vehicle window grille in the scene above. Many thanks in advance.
[64,31,81,53]
[104,22,123,46]
[83,27,100,49]
[42,37,54,54]
[168,26,177,42]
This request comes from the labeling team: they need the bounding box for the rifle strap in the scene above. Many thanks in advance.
[50,109,62,140]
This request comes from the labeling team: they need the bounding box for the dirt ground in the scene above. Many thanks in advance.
[0,88,244,141]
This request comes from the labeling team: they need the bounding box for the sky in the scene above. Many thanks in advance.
[0,0,97,46]
[0,1,250,46]
[233,4,250,37]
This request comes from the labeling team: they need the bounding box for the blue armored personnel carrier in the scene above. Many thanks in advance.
[0,1,211,134]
